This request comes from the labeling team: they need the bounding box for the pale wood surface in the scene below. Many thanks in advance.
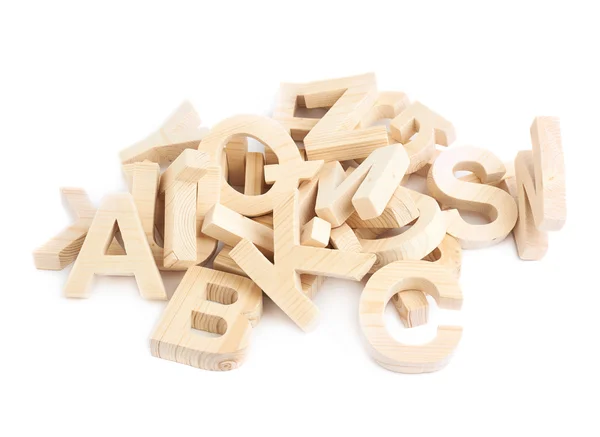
[392,234,462,327]
[359,260,462,373]
[120,101,209,165]
[244,152,266,195]
[160,150,211,268]
[123,161,164,267]
[230,190,375,331]
[202,203,274,257]
[390,101,455,174]
[225,137,248,186]
[150,267,262,371]
[315,144,410,226]
[427,146,518,249]
[359,190,447,273]
[64,193,166,300]
[345,184,418,229]
[359,91,410,130]
[514,117,566,259]
[34,188,99,270]
[391,291,429,328]
[198,114,323,217]
[300,217,331,248]
[213,245,323,298]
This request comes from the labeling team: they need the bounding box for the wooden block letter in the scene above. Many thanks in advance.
[34,188,98,270]
[274,73,389,161]
[159,149,211,268]
[359,260,463,373]
[390,101,455,174]
[514,117,566,260]
[230,190,376,332]
[150,267,262,371]
[315,144,410,226]
[198,114,323,217]
[64,193,166,300]
[427,146,518,249]
[120,101,209,165]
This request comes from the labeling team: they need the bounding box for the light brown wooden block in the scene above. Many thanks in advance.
[345,185,419,229]
[300,274,324,300]
[330,223,363,252]
[297,168,321,227]
[390,101,455,174]
[391,291,429,328]
[213,245,247,277]
[196,165,222,265]
[514,117,566,260]
[159,149,211,269]
[64,193,166,300]
[120,101,209,165]
[34,188,98,270]
[202,203,274,257]
[122,161,164,267]
[427,146,518,249]
[300,217,331,248]
[230,190,376,332]
[359,190,447,272]
[392,234,462,327]
[198,114,323,217]
[359,260,463,373]
[225,137,248,186]
[150,267,262,371]
[244,152,266,195]
[213,245,323,299]
[274,73,389,161]
[251,213,273,229]
[315,144,410,226]
[359,90,410,129]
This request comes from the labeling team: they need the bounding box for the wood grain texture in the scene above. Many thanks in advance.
[359,260,463,373]
[244,152,266,195]
[427,146,518,249]
[315,144,410,226]
[230,190,376,332]
[359,91,410,130]
[300,217,331,248]
[392,291,429,328]
[64,193,166,300]
[330,223,363,253]
[150,267,262,371]
[160,150,211,268]
[122,161,164,267]
[514,117,566,260]
[359,190,447,273]
[392,234,462,327]
[34,188,99,270]
[225,137,248,186]
[120,101,209,165]
[274,73,389,161]
[345,184,418,229]
[213,245,323,299]
[202,203,274,257]
[390,101,455,174]
[196,165,222,265]
[198,114,323,217]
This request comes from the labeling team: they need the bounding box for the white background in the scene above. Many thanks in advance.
[2,1,599,436]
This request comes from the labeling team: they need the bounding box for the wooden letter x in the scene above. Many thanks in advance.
[230,190,376,332]
[64,193,166,300]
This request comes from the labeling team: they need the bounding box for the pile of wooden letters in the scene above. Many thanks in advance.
[33,73,567,373]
